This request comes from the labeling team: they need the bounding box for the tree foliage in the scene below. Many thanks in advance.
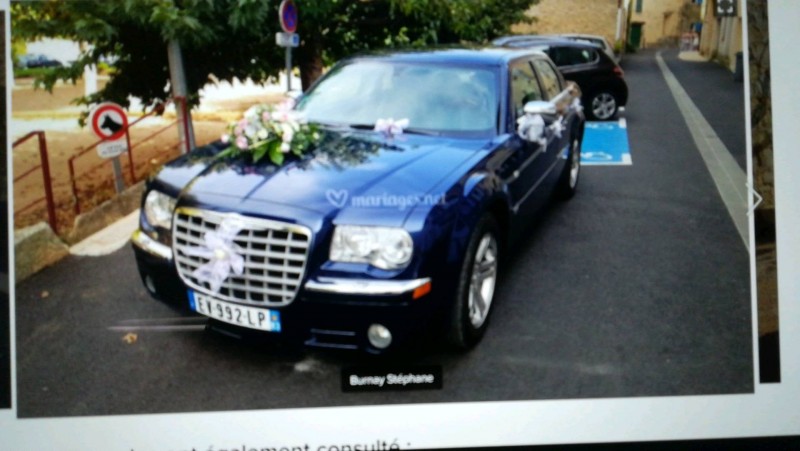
[12,0,538,114]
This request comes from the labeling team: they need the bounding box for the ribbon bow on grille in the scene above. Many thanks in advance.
[184,219,246,293]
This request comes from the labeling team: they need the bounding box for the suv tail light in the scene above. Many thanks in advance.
[613,66,625,77]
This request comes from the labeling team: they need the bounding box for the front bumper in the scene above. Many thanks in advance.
[132,229,442,352]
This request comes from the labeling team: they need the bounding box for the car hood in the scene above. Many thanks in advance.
[162,130,490,221]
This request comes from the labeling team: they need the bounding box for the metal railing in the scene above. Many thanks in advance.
[12,131,58,234]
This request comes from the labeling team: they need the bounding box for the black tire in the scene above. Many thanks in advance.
[447,215,500,349]
[556,134,581,200]
[586,91,619,121]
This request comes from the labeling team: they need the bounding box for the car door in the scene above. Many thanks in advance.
[547,45,602,95]
[531,58,575,193]
[500,57,550,217]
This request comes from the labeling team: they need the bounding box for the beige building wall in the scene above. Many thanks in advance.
[699,0,743,71]
[629,0,689,48]
[511,0,622,45]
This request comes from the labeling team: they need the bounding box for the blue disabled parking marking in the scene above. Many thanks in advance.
[581,119,632,165]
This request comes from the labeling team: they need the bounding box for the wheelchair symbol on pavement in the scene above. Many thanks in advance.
[581,151,613,162]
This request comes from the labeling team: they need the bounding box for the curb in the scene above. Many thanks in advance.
[14,181,145,282]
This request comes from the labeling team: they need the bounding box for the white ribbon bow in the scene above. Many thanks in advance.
[517,113,547,146]
[571,97,584,113]
[184,219,246,293]
[374,118,409,137]
[549,116,566,138]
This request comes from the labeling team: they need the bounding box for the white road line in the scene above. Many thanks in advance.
[655,51,749,250]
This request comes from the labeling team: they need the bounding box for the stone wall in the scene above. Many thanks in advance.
[748,0,773,220]
[511,0,621,45]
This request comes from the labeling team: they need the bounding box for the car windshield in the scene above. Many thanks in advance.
[296,61,499,137]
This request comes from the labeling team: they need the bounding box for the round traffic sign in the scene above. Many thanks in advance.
[90,103,128,141]
[279,0,298,33]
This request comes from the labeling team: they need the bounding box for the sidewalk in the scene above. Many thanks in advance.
[662,49,747,171]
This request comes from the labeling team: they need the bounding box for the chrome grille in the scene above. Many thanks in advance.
[172,208,312,307]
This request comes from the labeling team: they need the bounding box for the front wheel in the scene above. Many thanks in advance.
[447,215,500,349]
[587,91,618,121]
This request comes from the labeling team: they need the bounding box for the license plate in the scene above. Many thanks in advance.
[188,290,281,332]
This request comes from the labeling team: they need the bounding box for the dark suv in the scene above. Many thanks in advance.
[493,36,628,120]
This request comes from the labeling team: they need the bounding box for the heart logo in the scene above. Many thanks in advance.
[325,189,349,208]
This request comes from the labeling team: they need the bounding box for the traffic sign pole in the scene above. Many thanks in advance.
[279,0,298,92]
[286,47,292,91]
[111,158,125,193]
[90,103,131,193]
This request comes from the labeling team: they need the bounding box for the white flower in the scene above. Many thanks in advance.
[281,123,295,142]
[280,142,291,153]
[257,129,269,140]
[244,106,259,121]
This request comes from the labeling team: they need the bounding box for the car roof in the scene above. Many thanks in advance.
[558,33,610,42]
[345,47,550,66]
[495,36,602,51]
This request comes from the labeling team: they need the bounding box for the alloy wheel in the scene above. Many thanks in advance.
[591,93,617,120]
[468,233,498,328]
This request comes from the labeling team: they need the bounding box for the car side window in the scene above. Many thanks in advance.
[550,47,598,66]
[509,60,544,121]
[531,59,562,100]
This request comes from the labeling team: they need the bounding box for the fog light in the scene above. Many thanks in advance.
[367,324,392,349]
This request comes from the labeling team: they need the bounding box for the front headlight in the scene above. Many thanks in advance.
[330,225,413,270]
[143,190,177,229]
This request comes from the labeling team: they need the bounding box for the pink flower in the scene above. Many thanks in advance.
[274,99,295,123]
[236,136,248,150]
[261,111,271,122]
[234,125,244,136]
[221,134,230,144]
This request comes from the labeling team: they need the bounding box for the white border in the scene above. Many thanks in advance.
[4,0,800,448]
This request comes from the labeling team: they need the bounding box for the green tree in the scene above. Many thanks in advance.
[12,0,537,114]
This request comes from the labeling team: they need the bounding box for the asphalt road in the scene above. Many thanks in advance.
[14,49,753,417]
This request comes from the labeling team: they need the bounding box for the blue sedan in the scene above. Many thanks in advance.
[131,48,585,353]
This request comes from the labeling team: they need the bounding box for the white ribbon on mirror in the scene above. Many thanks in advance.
[570,97,584,114]
[517,113,547,146]
[549,116,566,138]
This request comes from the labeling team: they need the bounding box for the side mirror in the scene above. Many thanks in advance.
[523,100,557,116]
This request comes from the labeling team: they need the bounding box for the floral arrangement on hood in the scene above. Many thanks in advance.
[218,99,321,165]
